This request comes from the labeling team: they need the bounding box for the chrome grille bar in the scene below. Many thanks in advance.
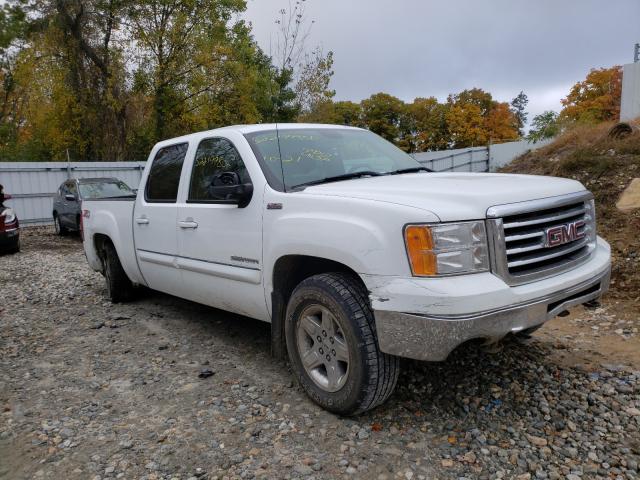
[507,237,590,268]
[502,206,586,229]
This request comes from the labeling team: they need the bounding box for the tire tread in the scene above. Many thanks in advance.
[288,272,399,415]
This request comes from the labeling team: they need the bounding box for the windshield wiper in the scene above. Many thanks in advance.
[389,166,432,174]
[291,171,384,190]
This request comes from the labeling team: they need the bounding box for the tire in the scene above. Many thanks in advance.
[54,214,68,236]
[102,242,134,303]
[285,272,400,415]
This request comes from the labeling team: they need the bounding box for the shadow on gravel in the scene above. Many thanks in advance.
[133,287,274,356]
[134,286,560,418]
[136,286,558,423]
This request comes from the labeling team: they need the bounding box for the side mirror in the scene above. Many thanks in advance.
[234,183,254,208]
[208,182,254,208]
[65,194,76,202]
[209,172,253,207]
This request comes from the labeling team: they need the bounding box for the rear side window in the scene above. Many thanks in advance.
[188,138,251,202]
[145,143,188,203]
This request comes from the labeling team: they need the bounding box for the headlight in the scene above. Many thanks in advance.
[2,208,16,224]
[404,221,489,276]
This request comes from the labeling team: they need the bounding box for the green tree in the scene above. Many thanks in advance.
[527,111,560,143]
[333,101,362,126]
[407,97,449,151]
[361,92,409,146]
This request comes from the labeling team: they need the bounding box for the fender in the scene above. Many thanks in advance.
[262,193,440,315]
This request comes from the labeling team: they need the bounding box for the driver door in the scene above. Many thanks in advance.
[176,136,266,320]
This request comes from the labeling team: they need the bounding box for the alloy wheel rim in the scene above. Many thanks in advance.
[296,304,350,393]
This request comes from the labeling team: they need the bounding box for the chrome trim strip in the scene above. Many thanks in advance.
[502,206,586,229]
[136,248,260,272]
[505,231,544,242]
[486,191,593,218]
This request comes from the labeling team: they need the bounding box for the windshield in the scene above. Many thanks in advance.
[245,128,425,190]
[79,180,134,199]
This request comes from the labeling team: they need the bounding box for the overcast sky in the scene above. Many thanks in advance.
[244,0,640,124]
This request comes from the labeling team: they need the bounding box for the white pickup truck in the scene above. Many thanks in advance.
[82,124,611,414]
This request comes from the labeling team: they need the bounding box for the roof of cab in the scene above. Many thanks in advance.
[153,123,364,148]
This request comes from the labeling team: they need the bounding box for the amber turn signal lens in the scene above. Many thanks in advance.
[404,226,437,276]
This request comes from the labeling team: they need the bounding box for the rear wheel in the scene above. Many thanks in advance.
[102,242,134,303]
[285,272,399,415]
[54,213,67,236]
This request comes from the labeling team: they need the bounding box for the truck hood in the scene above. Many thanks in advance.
[301,172,587,221]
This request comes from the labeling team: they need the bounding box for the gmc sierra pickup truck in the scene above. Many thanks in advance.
[82,124,611,415]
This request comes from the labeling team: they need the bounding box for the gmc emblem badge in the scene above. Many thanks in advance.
[544,220,586,248]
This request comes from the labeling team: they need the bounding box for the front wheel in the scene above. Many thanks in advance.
[285,273,400,415]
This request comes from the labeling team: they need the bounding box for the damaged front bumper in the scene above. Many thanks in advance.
[365,237,611,362]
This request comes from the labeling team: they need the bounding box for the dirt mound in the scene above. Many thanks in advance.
[501,122,640,301]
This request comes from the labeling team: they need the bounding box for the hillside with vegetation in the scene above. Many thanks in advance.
[502,122,640,301]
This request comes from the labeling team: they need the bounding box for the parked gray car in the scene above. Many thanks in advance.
[53,178,135,235]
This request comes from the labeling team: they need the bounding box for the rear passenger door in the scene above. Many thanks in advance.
[133,143,188,295]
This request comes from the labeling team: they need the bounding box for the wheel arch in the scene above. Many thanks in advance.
[270,254,367,359]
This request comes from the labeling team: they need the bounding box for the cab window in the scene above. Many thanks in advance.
[145,143,188,203]
[188,138,251,203]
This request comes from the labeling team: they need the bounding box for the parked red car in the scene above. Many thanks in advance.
[0,185,20,254]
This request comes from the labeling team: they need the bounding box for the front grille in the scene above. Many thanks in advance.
[487,192,597,285]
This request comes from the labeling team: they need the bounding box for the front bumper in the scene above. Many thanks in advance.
[367,237,611,361]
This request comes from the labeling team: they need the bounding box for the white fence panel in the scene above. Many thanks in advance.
[0,162,145,225]
[412,146,489,172]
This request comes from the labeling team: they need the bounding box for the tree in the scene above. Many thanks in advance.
[448,88,494,116]
[485,102,520,143]
[527,111,560,143]
[510,91,528,136]
[560,66,622,124]
[446,102,486,147]
[295,47,335,113]
[0,0,297,161]
[407,97,449,151]
[333,101,362,126]
[360,93,409,146]
[445,88,519,148]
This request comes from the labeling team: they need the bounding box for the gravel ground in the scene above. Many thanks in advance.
[1,229,639,480]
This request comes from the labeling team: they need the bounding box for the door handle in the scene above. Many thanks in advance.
[178,220,198,229]
[135,217,149,225]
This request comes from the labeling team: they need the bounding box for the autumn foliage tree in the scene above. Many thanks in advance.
[445,89,519,148]
[560,66,622,124]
